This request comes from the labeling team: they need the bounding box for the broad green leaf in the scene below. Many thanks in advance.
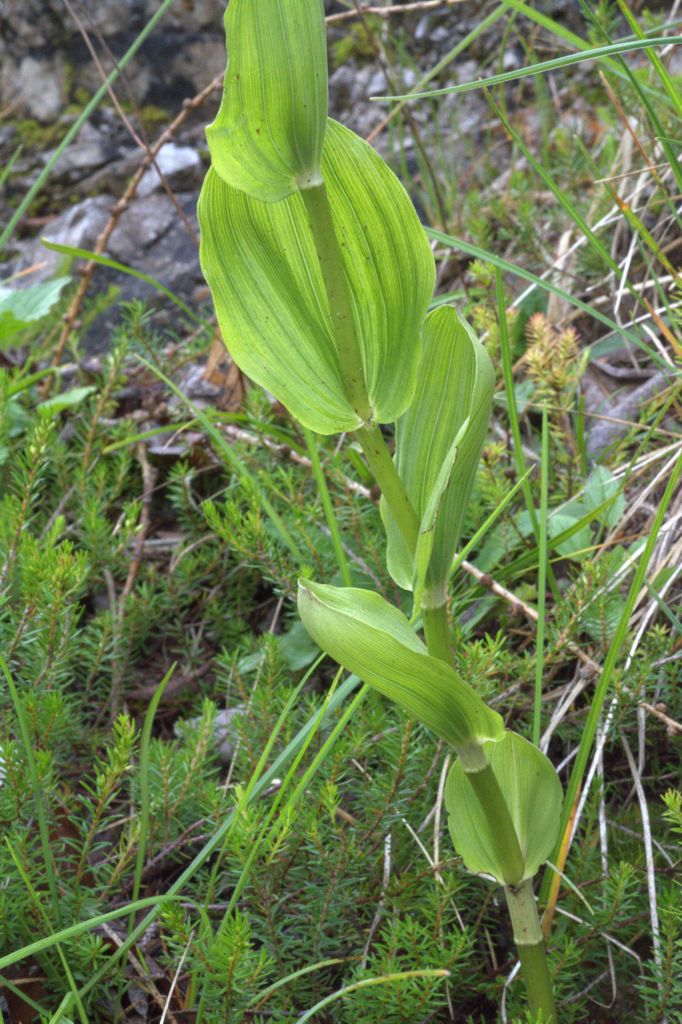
[382,307,494,596]
[412,422,468,610]
[39,386,97,414]
[516,509,592,560]
[583,466,625,529]
[561,466,625,530]
[199,119,435,434]
[0,276,70,347]
[298,580,503,753]
[206,0,328,201]
[445,731,563,882]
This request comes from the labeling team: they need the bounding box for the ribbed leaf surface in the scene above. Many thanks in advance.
[383,307,494,595]
[199,120,435,434]
[206,0,328,201]
[298,580,503,750]
[445,731,563,882]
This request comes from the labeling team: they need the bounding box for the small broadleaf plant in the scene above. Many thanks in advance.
[198,2,563,1021]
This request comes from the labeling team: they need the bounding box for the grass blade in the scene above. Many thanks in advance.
[429,230,666,368]
[533,407,549,747]
[296,970,450,1023]
[0,655,61,921]
[4,841,88,1024]
[304,427,352,586]
[541,452,682,901]
[0,895,177,972]
[379,36,682,101]
[130,665,176,911]
[60,675,362,1013]
[42,240,203,324]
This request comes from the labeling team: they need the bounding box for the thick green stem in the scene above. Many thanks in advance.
[355,423,419,554]
[422,602,453,663]
[301,168,556,1023]
[505,879,557,1023]
[300,181,418,555]
[300,182,418,559]
[465,764,526,885]
[300,183,372,422]
[423,604,556,1017]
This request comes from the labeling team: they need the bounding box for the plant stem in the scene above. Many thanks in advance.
[420,590,556,1015]
[300,183,372,423]
[422,602,452,663]
[355,423,419,554]
[465,764,526,884]
[301,182,419,557]
[505,879,557,1023]
[302,172,556,1021]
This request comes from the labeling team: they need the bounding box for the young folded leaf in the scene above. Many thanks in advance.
[445,731,563,883]
[382,307,494,602]
[298,580,503,756]
[199,120,435,434]
[206,0,328,201]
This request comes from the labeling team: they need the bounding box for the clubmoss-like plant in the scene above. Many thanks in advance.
[198,2,563,1020]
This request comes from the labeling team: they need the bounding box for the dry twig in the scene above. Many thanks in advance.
[327,0,468,23]
[45,73,224,387]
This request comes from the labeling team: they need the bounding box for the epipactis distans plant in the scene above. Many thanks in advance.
[198,2,563,1020]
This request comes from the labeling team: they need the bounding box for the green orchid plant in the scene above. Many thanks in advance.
[198,2,563,1020]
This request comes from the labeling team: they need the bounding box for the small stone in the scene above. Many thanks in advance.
[136,143,203,198]
[402,68,417,90]
[503,48,520,72]
[46,123,116,181]
[456,60,479,84]
[415,16,431,41]
[7,196,112,284]
[6,55,67,122]
[367,70,388,97]
[109,193,175,256]
[329,64,356,108]
[431,26,450,44]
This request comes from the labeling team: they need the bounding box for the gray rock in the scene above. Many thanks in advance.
[111,192,176,256]
[137,143,203,198]
[329,64,388,139]
[430,26,451,44]
[402,68,418,90]
[5,187,202,351]
[46,122,119,181]
[9,195,113,282]
[584,369,672,461]
[0,0,227,118]
[367,70,388,97]
[141,0,225,30]
[2,54,67,122]
[82,0,148,37]
[0,1,67,50]
[328,65,356,109]
[415,16,432,42]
